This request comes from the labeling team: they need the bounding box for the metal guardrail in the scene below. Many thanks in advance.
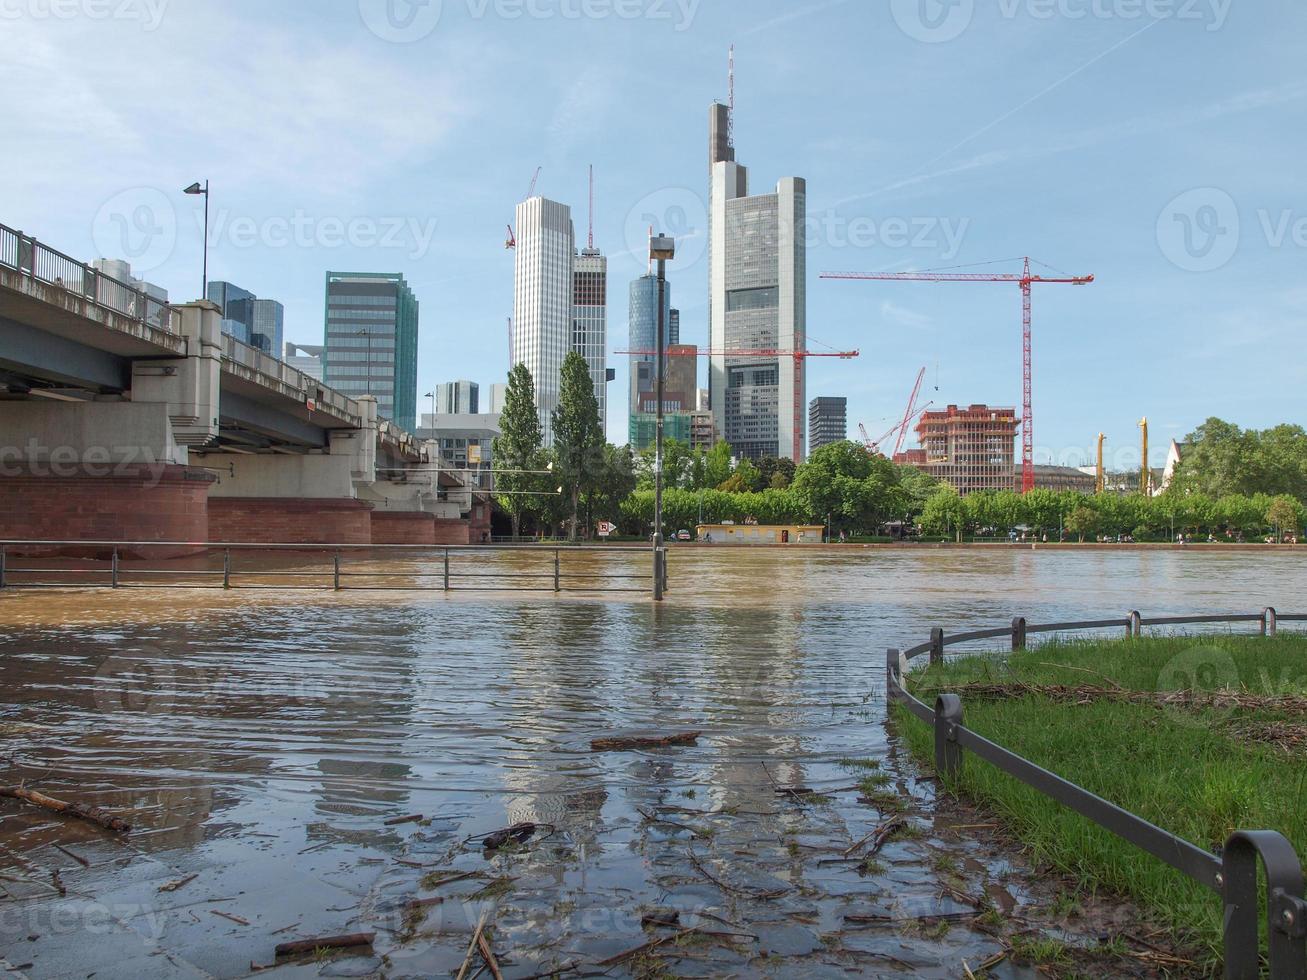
[0,222,182,334]
[219,333,362,426]
[887,609,1307,979]
[0,541,667,595]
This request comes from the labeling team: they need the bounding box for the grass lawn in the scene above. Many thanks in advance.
[894,631,1307,970]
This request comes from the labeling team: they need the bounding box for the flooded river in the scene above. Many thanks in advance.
[1,548,1304,978]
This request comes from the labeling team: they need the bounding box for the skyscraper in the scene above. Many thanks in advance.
[669,308,681,346]
[573,245,608,431]
[627,272,673,417]
[323,272,419,431]
[207,280,255,345]
[809,397,847,451]
[285,342,324,381]
[437,380,479,415]
[708,102,807,461]
[512,197,575,445]
[489,383,509,415]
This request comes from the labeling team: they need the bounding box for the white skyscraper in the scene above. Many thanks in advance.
[572,246,608,432]
[708,102,807,462]
[512,197,575,445]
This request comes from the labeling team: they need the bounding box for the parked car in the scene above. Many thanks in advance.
[676,530,692,541]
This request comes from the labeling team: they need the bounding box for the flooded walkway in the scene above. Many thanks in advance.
[1,549,1304,978]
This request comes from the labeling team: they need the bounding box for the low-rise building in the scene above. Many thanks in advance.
[417,413,501,489]
[1015,465,1097,494]
[696,524,825,545]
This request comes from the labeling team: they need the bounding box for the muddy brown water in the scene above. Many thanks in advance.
[1,548,1304,979]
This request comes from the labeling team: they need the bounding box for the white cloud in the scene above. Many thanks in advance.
[879,300,932,331]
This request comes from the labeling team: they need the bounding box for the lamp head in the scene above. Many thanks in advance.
[183,182,206,196]
[648,235,675,262]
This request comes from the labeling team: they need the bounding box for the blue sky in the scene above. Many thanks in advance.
[3,0,1304,466]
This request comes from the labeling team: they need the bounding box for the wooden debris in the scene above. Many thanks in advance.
[405,895,444,911]
[210,909,250,926]
[466,822,554,852]
[590,731,701,752]
[641,910,680,929]
[866,817,908,856]
[50,869,65,896]
[0,786,131,834]
[158,874,198,893]
[274,932,375,958]
[476,927,505,980]
[596,927,699,967]
[686,847,789,900]
[384,813,423,827]
[456,913,490,980]
[52,843,90,868]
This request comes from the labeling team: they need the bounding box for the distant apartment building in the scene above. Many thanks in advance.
[207,280,283,354]
[573,246,609,431]
[895,404,1019,495]
[93,258,168,305]
[513,197,591,446]
[323,272,419,431]
[808,397,847,451]
[489,383,509,415]
[708,101,807,461]
[284,342,324,381]
[668,308,681,346]
[437,380,479,415]
[630,344,699,451]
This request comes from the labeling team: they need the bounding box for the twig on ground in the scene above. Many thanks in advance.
[0,786,132,834]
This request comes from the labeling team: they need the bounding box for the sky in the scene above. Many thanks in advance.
[2,0,1304,468]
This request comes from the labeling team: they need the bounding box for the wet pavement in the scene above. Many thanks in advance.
[1,547,1305,978]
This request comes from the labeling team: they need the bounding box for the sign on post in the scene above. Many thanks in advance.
[597,521,616,538]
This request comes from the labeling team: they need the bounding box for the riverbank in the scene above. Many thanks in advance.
[894,632,1307,972]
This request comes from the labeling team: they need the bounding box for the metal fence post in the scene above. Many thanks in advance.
[1222,830,1307,979]
[222,549,231,589]
[0,546,6,589]
[934,693,964,782]
[554,549,561,593]
[1264,607,1279,638]
[930,628,945,666]
[660,547,669,595]
[443,548,450,592]
[111,548,119,588]
[1011,616,1028,651]
[1128,610,1142,638]
[333,551,341,591]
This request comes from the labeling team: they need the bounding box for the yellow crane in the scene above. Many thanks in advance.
[1139,418,1150,495]
[1096,433,1106,494]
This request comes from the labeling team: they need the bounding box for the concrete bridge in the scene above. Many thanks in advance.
[0,222,489,551]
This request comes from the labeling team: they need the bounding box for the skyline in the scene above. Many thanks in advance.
[4,0,1304,465]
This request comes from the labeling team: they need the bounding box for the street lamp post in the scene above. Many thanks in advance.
[183,180,210,300]
[649,234,675,601]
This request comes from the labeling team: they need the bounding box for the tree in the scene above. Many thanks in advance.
[1267,495,1301,543]
[704,441,734,489]
[1065,505,1099,543]
[734,458,762,492]
[492,364,544,541]
[551,352,604,541]
[1171,418,1307,501]
[586,444,637,533]
[920,486,964,538]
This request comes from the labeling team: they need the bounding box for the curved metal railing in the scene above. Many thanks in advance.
[887,609,1307,979]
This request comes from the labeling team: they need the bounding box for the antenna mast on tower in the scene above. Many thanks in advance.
[727,44,735,149]
[587,164,595,250]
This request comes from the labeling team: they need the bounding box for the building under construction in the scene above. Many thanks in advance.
[895,405,1018,495]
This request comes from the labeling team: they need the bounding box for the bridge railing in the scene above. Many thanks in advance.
[220,333,362,426]
[0,222,183,334]
[888,610,1307,979]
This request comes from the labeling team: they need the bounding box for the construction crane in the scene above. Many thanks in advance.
[1096,432,1106,494]
[1139,417,1150,496]
[893,367,928,457]
[615,347,858,360]
[822,257,1094,493]
[504,167,542,249]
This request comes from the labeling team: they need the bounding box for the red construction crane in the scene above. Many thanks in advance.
[505,167,543,250]
[894,367,927,457]
[822,258,1094,493]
